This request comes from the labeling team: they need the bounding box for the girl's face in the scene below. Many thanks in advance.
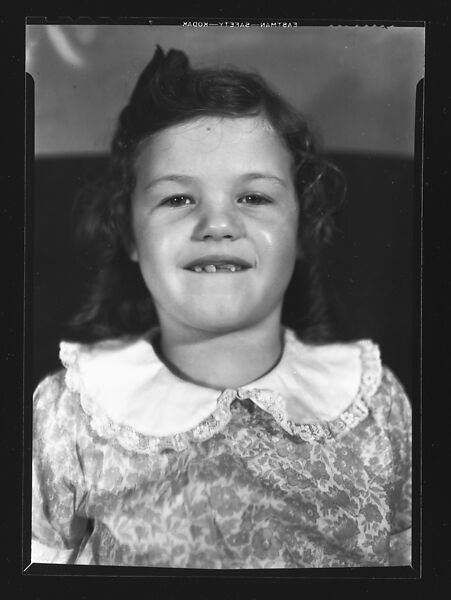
[130,115,299,337]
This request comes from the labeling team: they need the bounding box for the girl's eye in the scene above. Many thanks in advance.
[160,195,194,207]
[238,194,272,205]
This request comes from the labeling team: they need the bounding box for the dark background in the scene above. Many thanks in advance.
[31,151,418,401]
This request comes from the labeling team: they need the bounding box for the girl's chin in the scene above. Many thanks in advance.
[187,316,254,334]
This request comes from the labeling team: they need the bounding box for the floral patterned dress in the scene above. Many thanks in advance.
[31,329,411,568]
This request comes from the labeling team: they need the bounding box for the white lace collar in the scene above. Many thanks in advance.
[59,329,382,451]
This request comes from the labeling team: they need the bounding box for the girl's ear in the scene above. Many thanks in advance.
[129,244,139,263]
[121,228,139,262]
[122,230,138,261]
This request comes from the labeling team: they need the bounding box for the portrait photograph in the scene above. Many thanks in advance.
[23,19,424,577]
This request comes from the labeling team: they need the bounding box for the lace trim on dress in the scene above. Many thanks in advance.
[59,339,382,455]
[236,340,381,442]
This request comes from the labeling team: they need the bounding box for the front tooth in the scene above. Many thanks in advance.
[229,265,236,272]
[204,264,216,273]
[193,266,202,273]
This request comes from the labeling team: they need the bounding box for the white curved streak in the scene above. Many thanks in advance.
[46,25,85,68]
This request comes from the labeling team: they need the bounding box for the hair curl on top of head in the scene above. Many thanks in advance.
[69,45,347,343]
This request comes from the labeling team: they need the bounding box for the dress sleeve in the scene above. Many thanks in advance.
[383,368,412,566]
[32,373,90,564]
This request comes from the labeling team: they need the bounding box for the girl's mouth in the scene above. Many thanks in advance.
[183,255,252,273]
[191,263,244,273]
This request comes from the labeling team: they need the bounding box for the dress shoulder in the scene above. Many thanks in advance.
[34,369,68,403]
[368,365,412,427]
[33,369,84,436]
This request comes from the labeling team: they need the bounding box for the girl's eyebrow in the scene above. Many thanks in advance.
[143,174,195,191]
[143,172,288,191]
[240,172,289,189]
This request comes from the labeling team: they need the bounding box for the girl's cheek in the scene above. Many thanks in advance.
[132,210,158,242]
[259,211,298,246]
[258,229,277,251]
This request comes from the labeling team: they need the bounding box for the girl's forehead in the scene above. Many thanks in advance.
[135,115,292,174]
[170,115,275,136]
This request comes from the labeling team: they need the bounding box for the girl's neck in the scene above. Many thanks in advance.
[157,318,285,390]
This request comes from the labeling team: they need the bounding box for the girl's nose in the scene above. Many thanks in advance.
[192,202,245,241]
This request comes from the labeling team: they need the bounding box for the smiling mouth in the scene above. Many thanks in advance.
[192,263,244,273]
[183,257,252,273]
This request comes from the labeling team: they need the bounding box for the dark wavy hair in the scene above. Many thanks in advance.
[69,45,346,343]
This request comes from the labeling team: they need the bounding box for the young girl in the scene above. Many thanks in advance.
[32,46,412,568]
